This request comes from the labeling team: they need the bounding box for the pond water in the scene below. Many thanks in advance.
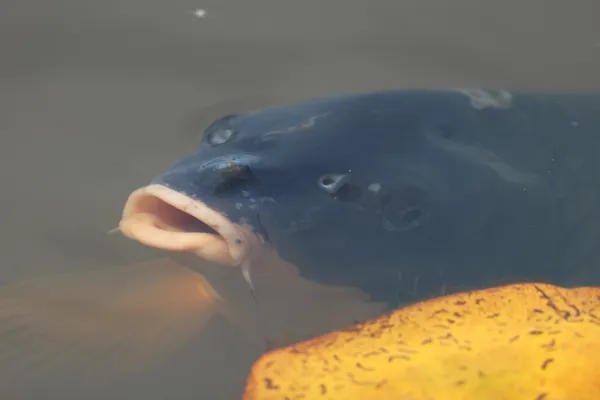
[0,0,599,399]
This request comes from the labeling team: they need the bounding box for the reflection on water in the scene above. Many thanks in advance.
[0,0,599,398]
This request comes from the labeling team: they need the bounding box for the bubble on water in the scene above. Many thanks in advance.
[193,9,207,18]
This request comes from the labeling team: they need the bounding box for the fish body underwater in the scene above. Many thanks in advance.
[120,88,600,307]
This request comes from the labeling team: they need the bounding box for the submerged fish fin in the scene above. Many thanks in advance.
[0,258,232,387]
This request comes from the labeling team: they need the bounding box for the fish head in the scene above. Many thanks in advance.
[120,91,555,300]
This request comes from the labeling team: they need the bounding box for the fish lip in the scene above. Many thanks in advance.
[118,184,261,266]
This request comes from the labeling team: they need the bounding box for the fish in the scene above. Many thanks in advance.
[242,282,600,400]
[118,88,600,309]
[0,258,243,387]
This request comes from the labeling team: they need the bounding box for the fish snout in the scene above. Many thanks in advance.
[118,184,262,266]
[198,159,255,196]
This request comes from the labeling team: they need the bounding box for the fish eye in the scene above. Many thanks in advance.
[383,205,429,231]
[318,174,351,194]
[206,128,235,146]
[380,187,430,231]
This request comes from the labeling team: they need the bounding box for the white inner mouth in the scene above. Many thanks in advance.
[119,184,257,266]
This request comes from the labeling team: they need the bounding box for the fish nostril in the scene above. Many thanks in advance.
[211,160,247,176]
[211,162,254,195]
[191,155,260,196]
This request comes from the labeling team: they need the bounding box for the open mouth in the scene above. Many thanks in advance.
[119,184,256,266]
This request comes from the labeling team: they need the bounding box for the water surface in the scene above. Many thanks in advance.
[1,0,599,398]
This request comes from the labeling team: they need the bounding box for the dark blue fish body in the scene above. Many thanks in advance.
[148,89,600,304]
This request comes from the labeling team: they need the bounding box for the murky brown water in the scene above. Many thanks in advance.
[1,0,599,398]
